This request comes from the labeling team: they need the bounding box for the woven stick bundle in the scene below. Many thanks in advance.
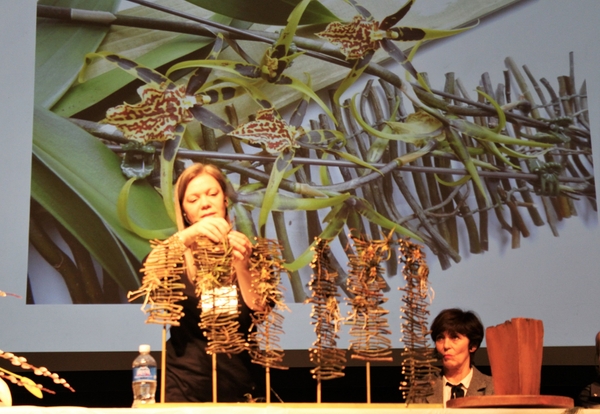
[127,235,187,326]
[308,238,346,381]
[398,238,439,403]
[247,237,289,370]
[193,236,246,356]
[346,234,393,362]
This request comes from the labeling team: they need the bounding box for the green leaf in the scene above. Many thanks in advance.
[499,144,548,160]
[237,191,349,211]
[434,173,471,188]
[364,97,404,164]
[21,377,44,399]
[159,136,183,223]
[259,153,293,237]
[476,139,520,169]
[446,127,489,205]
[283,204,348,272]
[32,106,176,263]
[476,89,505,134]
[333,51,373,106]
[232,203,257,240]
[52,34,217,117]
[36,0,120,109]
[317,144,382,174]
[352,95,442,144]
[31,158,141,292]
[449,118,553,148]
[351,197,423,241]
[278,74,336,123]
[117,178,177,241]
[0,367,43,399]
[276,0,313,53]
[184,0,339,25]
[167,59,256,78]
[417,23,478,41]
[51,13,248,118]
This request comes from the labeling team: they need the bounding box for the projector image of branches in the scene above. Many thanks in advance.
[29,0,594,406]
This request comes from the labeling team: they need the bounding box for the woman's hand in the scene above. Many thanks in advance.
[227,230,261,311]
[178,217,252,264]
[178,217,231,246]
[228,230,253,264]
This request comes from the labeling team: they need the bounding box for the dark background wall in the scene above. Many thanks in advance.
[7,348,598,407]
[8,365,597,407]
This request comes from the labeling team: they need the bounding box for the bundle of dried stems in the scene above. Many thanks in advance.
[247,237,289,370]
[308,238,347,382]
[398,238,439,403]
[346,233,394,362]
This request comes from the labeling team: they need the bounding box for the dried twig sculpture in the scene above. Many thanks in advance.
[346,232,394,362]
[127,235,187,326]
[346,232,394,403]
[398,238,439,404]
[247,238,289,370]
[127,235,188,402]
[307,238,346,402]
[247,237,289,402]
[193,236,244,403]
[193,237,246,356]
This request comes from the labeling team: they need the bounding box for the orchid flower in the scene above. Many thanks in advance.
[317,0,474,104]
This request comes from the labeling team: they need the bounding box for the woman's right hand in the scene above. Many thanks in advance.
[178,217,231,246]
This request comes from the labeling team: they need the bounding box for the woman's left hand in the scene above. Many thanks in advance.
[228,230,262,311]
[228,230,253,265]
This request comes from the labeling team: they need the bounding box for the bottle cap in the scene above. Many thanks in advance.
[138,344,151,353]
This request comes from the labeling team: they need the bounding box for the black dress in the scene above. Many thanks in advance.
[165,289,265,402]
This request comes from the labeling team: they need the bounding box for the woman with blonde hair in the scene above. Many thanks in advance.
[149,162,264,402]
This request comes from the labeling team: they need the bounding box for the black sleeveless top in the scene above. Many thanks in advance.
[164,284,264,402]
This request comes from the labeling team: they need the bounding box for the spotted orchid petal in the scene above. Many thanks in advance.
[105,83,195,144]
[230,108,301,155]
[231,107,306,236]
[320,0,476,104]
[317,15,381,60]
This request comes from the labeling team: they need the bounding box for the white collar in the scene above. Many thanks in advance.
[442,367,474,406]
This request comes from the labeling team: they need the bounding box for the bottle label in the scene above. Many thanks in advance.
[133,366,157,382]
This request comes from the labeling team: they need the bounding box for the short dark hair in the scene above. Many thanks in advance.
[430,308,485,352]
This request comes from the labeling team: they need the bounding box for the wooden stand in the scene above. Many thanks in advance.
[366,362,371,404]
[160,325,167,403]
[486,318,544,395]
[316,380,321,403]
[448,318,574,408]
[212,353,217,403]
[266,367,271,403]
[446,394,574,408]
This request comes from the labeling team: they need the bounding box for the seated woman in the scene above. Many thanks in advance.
[142,163,265,402]
[577,331,600,408]
[426,308,494,406]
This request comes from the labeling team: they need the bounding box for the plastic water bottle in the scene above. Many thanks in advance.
[132,344,157,407]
